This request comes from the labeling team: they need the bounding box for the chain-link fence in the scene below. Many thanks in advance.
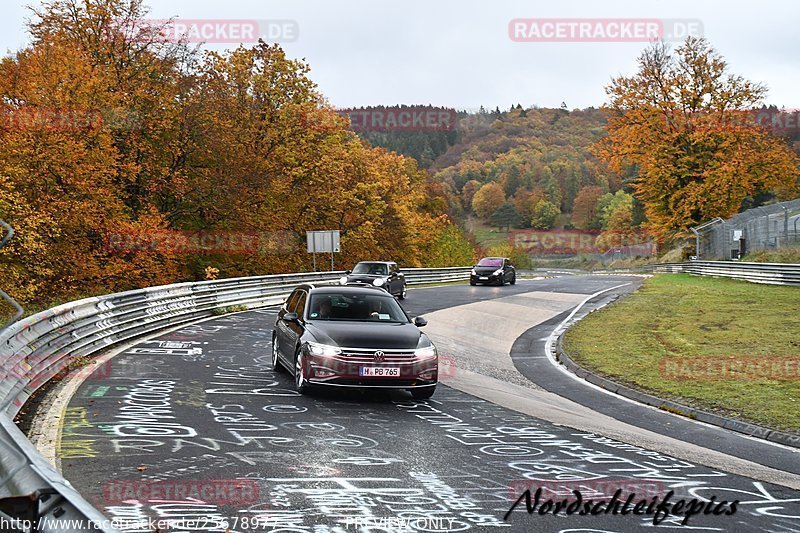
[693,198,800,260]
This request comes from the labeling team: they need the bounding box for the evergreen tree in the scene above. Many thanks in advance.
[490,203,522,231]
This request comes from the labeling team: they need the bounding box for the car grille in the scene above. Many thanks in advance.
[339,347,417,363]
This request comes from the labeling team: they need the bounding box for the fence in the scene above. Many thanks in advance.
[694,198,800,260]
[0,266,470,532]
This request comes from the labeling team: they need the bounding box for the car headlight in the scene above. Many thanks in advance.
[493,268,503,276]
[414,345,437,358]
[306,342,341,357]
[372,278,385,287]
[339,276,349,285]
[470,269,477,275]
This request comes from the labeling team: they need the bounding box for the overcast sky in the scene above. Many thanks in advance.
[2,0,798,110]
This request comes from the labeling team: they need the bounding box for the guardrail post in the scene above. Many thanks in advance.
[0,219,24,331]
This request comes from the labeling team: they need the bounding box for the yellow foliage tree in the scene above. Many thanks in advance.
[471,182,505,219]
[595,37,799,241]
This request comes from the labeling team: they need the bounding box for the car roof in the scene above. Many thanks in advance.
[355,260,395,265]
[309,285,389,295]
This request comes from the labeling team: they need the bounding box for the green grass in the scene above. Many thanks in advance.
[742,245,800,264]
[465,216,509,249]
[564,274,800,432]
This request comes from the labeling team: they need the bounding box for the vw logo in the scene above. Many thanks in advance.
[373,350,385,362]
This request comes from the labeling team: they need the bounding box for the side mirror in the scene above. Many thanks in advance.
[345,270,352,274]
[283,312,299,323]
[414,316,427,328]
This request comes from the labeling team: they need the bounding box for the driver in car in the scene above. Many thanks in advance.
[368,299,383,319]
[313,297,332,319]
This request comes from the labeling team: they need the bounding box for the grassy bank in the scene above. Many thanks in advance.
[564,274,800,431]
[742,245,800,264]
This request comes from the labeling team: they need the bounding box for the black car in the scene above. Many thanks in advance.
[339,261,407,299]
[470,257,516,286]
[272,284,437,399]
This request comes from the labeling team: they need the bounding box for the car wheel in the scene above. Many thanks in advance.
[469,280,476,286]
[294,348,310,394]
[497,277,505,286]
[510,274,516,285]
[271,333,282,372]
[411,385,436,400]
[398,285,407,300]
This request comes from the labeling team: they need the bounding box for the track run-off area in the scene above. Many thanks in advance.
[30,275,800,532]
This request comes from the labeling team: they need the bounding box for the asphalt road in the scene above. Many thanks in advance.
[54,276,800,532]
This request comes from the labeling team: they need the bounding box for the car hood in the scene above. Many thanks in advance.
[306,321,423,350]
[346,274,385,283]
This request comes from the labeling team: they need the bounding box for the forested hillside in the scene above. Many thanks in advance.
[359,41,800,252]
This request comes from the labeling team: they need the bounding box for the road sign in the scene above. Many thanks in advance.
[307,230,340,271]
[306,230,340,253]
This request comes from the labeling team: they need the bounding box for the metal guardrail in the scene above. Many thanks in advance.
[651,261,800,286]
[0,266,470,531]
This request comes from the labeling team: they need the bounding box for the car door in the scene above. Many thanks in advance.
[275,290,300,361]
[286,291,307,359]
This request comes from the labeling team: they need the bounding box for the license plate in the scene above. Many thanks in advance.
[479,277,488,280]
[360,367,399,377]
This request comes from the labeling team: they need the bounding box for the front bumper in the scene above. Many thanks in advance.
[471,274,501,283]
[302,351,438,388]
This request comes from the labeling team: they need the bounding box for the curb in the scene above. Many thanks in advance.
[554,309,800,450]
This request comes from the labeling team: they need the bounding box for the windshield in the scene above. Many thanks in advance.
[308,293,409,322]
[352,263,388,275]
[477,258,503,267]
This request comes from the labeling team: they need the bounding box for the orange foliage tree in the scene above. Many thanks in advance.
[571,186,605,230]
[595,37,799,241]
[0,0,464,306]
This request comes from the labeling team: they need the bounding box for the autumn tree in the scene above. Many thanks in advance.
[0,0,457,306]
[595,37,799,240]
[530,200,559,229]
[471,182,505,219]
[502,166,522,197]
[513,187,546,228]
[571,186,605,229]
[426,224,475,267]
[599,191,634,230]
[461,179,481,211]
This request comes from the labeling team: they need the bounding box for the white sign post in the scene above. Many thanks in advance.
[306,230,341,271]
